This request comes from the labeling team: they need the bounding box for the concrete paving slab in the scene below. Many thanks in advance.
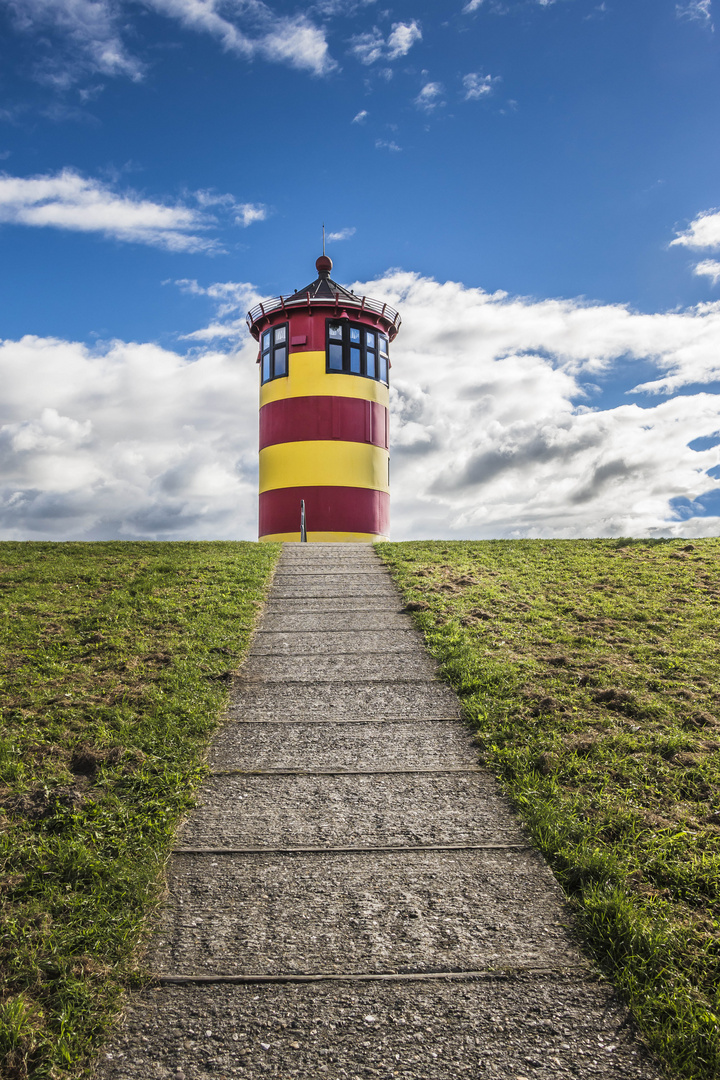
[149,849,579,977]
[224,680,462,721]
[240,653,438,683]
[98,975,663,1080]
[207,721,477,772]
[257,611,413,632]
[178,772,526,849]
[274,570,388,578]
[249,629,423,656]
[262,597,403,613]
[270,585,400,600]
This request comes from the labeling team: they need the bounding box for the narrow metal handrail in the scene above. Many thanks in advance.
[247,293,401,333]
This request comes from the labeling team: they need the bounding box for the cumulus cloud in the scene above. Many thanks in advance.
[415,81,444,111]
[4,271,720,541]
[694,260,720,285]
[350,20,421,65]
[375,139,402,151]
[350,271,720,539]
[672,208,720,251]
[0,170,267,251]
[462,0,485,11]
[352,109,368,123]
[461,71,497,100]
[672,208,720,282]
[0,333,260,539]
[233,202,268,227]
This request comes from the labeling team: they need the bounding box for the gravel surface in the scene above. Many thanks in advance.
[177,772,526,848]
[99,975,663,1080]
[207,721,476,771]
[93,543,663,1080]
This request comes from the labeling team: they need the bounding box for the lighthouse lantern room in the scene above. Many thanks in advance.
[246,255,401,542]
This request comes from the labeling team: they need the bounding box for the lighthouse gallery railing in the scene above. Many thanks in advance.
[246,292,402,334]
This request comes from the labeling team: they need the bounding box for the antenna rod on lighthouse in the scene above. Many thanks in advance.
[322,223,325,256]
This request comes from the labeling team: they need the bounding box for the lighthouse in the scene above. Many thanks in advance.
[246,255,401,543]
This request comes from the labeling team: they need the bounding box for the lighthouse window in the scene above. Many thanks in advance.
[261,321,289,383]
[328,343,344,370]
[325,319,389,384]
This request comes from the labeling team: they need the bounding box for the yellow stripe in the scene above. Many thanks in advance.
[260,351,389,408]
[259,441,389,494]
[259,531,387,543]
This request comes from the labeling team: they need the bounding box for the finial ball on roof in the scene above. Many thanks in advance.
[316,254,333,276]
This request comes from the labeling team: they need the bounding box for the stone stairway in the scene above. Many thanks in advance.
[98,544,663,1079]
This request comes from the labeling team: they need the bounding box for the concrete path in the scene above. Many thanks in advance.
[98,544,663,1079]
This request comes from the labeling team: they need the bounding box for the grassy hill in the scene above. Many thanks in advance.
[0,542,279,1079]
[377,538,720,1080]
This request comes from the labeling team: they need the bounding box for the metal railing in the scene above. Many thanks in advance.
[246,291,402,334]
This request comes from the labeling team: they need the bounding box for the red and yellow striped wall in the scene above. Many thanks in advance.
[256,316,391,542]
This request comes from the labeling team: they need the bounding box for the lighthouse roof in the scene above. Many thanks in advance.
[283,255,356,305]
[246,254,402,340]
[283,273,356,305]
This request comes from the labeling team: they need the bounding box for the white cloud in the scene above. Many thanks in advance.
[352,109,368,123]
[1,0,143,86]
[0,169,220,251]
[375,139,402,151]
[671,208,720,251]
[174,278,265,341]
[145,0,336,75]
[694,260,720,285]
[4,271,720,541]
[461,72,497,100]
[234,202,268,227]
[259,15,337,76]
[672,208,720,282]
[386,21,422,59]
[415,81,444,111]
[350,20,421,65]
[0,170,267,250]
[326,227,356,242]
[349,271,720,539]
[1,0,338,85]
[0,333,260,539]
[462,0,485,12]
[676,0,713,24]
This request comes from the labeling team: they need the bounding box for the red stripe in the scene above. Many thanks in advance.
[259,487,390,537]
[260,397,388,450]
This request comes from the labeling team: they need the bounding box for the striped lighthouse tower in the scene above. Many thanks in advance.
[247,254,401,542]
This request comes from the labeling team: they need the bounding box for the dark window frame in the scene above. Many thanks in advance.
[260,322,289,384]
[325,319,389,384]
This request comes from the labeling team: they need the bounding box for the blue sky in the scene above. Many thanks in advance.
[1,0,720,540]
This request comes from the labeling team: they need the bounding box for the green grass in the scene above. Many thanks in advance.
[376,537,720,1080]
[0,541,279,1080]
